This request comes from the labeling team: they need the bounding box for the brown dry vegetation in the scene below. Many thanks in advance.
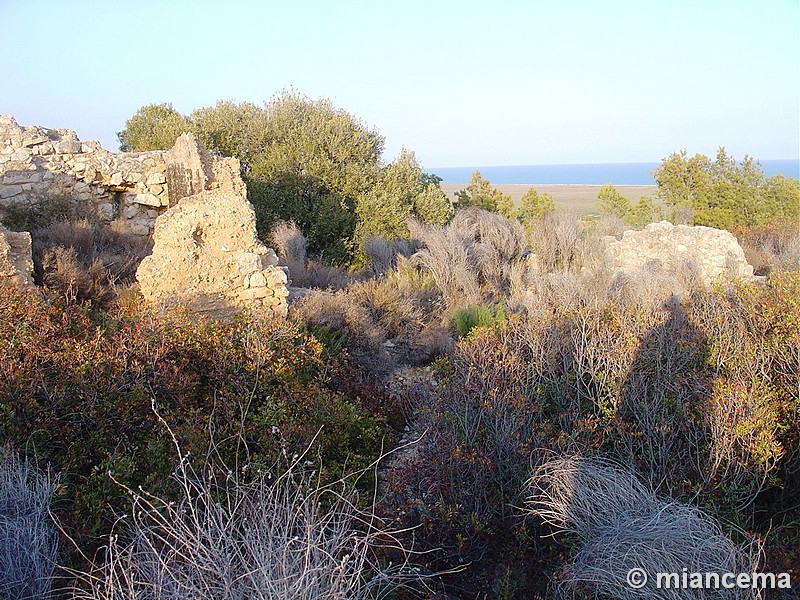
[1,204,799,599]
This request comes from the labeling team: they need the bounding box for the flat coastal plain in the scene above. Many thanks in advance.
[441,184,658,216]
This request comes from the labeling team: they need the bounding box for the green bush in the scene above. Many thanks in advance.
[451,304,508,337]
[654,148,800,228]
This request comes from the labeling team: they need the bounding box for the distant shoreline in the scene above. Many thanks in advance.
[431,159,798,188]
[440,184,658,216]
[441,183,655,187]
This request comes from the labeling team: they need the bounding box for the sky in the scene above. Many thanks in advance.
[1,0,798,169]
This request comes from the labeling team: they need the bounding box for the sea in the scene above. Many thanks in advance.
[431,159,800,186]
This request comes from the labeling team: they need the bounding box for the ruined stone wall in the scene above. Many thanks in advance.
[1,115,290,319]
[603,221,754,284]
[136,189,290,320]
[0,224,33,286]
[0,114,169,235]
[0,116,250,238]
[165,132,246,203]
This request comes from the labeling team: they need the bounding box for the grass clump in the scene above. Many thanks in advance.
[70,420,409,600]
[0,449,59,600]
[1,196,151,306]
[451,304,508,338]
[526,456,759,600]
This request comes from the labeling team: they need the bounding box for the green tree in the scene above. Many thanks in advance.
[516,187,555,225]
[455,171,513,215]
[190,100,270,174]
[597,185,662,228]
[653,148,798,228]
[413,183,453,226]
[354,149,452,248]
[628,195,661,228]
[653,150,712,218]
[117,103,189,151]
[119,93,455,263]
[354,149,418,244]
[597,184,631,219]
[764,175,800,223]
[182,94,382,261]
[253,92,383,199]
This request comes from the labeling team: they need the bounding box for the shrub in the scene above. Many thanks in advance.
[451,304,507,338]
[291,274,446,370]
[525,211,584,273]
[0,448,59,600]
[688,272,800,517]
[454,171,513,215]
[734,221,800,275]
[516,187,555,224]
[383,272,799,594]
[408,218,481,308]
[268,220,353,290]
[408,208,528,309]
[0,285,392,563]
[292,289,387,357]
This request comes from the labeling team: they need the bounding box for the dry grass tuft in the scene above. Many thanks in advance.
[526,212,585,273]
[31,219,151,305]
[0,449,59,600]
[363,237,420,277]
[267,221,353,290]
[408,218,481,308]
[737,224,800,275]
[407,208,528,308]
[70,416,412,600]
[526,456,760,599]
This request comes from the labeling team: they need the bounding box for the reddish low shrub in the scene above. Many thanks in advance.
[0,284,392,564]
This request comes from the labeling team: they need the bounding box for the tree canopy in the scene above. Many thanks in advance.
[455,171,514,217]
[516,187,555,225]
[654,148,799,228]
[597,184,631,219]
[117,103,190,152]
[595,184,661,228]
[354,149,452,247]
[118,93,451,264]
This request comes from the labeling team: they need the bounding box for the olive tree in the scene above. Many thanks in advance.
[117,103,190,151]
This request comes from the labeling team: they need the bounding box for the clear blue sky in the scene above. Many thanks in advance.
[1,0,797,169]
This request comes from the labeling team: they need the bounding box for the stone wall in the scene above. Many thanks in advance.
[165,133,246,203]
[0,115,251,241]
[136,189,290,320]
[0,114,170,235]
[1,115,289,319]
[0,224,33,286]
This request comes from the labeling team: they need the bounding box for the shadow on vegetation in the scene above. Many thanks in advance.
[617,298,712,492]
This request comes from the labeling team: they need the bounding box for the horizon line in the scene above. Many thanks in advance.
[428,158,800,170]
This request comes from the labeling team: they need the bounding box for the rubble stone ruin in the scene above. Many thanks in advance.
[0,224,33,287]
[0,115,289,319]
[136,188,290,319]
[603,221,755,284]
